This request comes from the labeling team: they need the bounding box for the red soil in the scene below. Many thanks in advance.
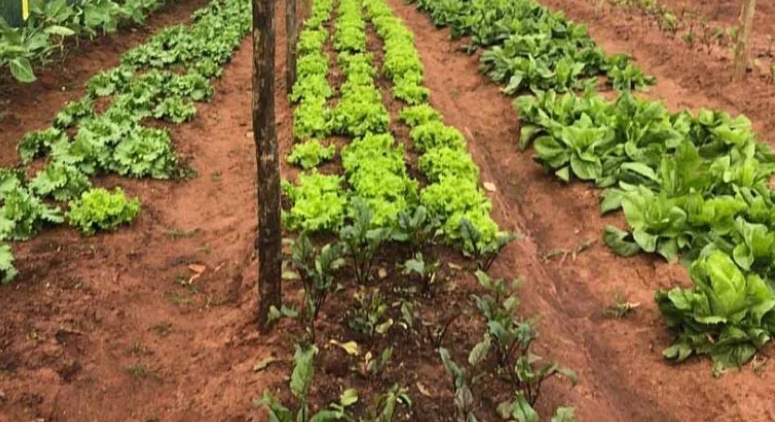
[1,0,775,420]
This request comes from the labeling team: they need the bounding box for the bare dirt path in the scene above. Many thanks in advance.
[0,4,294,421]
[384,0,775,420]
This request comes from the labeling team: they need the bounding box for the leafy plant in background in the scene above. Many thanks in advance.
[604,53,656,91]
[29,163,92,201]
[153,97,197,123]
[289,233,345,341]
[110,127,178,179]
[18,127,68,164]
[0,0,174,83]
[256,345,358,421]
[66,187,140,235]
[54,97,95,129]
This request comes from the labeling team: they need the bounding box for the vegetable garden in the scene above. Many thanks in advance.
[2,0,775,420]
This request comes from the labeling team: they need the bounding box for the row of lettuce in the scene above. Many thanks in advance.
[283,0,508,254]
[408,0,775,369]
[0,0,252,284]
[270,0,577,419]
[2,0,181,83]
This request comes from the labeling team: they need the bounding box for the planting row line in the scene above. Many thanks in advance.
[409,0,654,94]
[285,0,508,257]
[265,0,578,419]
[410,0,775,369]
[0,0,252,284]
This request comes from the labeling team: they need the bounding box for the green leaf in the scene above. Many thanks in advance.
[66,188,140,236]
[339,388,358,407]
[290,345,318,400]
[551,407,577,422]
[10,58,36,83]
[497,394,539,422]
[468,335,491,366]
[44,25,76,36]
[603,226,641,257]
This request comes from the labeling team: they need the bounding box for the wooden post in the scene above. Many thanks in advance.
[253,0,282,331]
[733,0,756,81]
[286,0,298,94]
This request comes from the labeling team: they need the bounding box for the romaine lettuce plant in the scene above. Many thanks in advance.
[656,250,775,368]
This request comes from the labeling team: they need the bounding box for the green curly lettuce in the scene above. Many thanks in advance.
[67,188,141,235]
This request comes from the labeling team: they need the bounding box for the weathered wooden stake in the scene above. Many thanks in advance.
[253,0,282,331]
[286,0,298,94]
[733,0,757,81]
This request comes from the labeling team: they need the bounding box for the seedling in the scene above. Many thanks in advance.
[349,288,393,339]
[604,291,640,319]
[125,363,159,380]
[458,218,517,271]
[401,252,440,294]
[424,314,460,349]
[364,345,394,377]
[256,345,357,421]
[471,271,577,405]
[439,347,481,422]
[366,384,412,421]
[288,233,345,341]
[339,198,391,284]
[393,205,441,255]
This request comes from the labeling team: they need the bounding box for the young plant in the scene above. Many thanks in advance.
[458,218,516,271]
[287,139,336,170]
[363,345,394,377]
[401,252,440,294]
[349,288,392,339]
[339,198,391,284]
[289,233,345,341]
[424,313,460,349]
[393,205,440,255]
[439,347,480,422]
[471,271,577,406]
[366,384,412,422]
[256,345,357,421]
